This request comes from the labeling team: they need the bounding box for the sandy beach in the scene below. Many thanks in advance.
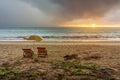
[0,41,120,79]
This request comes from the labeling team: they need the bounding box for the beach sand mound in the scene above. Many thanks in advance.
[25,35,43,42]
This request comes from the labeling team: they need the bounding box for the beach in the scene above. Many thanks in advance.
[1,0,120,79]
[0,41,120,79]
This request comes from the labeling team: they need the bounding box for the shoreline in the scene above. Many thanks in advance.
[1,40,120,45]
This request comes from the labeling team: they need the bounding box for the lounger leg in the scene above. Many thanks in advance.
[23,53,25,58]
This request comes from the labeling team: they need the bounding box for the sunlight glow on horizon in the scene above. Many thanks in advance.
[91,24,96,28]
[60,24,120,27]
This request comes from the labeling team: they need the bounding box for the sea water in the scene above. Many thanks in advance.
[0,27,120,41]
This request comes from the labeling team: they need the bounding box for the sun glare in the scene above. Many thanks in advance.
[61,24,120,27]
[91,24,96,28]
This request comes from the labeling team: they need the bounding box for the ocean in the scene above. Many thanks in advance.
[0,27,120,41]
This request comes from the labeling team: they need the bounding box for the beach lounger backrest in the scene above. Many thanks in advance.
[22,49,34,58]
[37,47,47,58]
[22,49,33,54]
[37,47,47,53]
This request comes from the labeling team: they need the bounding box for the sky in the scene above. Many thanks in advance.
[0,0,120,27]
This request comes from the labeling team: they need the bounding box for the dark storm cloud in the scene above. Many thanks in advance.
[23,0,120,23]
[52,0,120,21]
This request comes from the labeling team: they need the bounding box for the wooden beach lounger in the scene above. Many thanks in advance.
[22,49,34,58]
[37,47,47,57]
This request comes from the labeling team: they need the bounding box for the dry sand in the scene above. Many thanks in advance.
[0,41,120,79]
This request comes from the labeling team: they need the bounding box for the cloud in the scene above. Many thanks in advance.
[103,9,120,24]
[23,0,120,24]
[21,0,61,19]
[0,0,52,27]
[0,0,120,27]
[54,0,120,22]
